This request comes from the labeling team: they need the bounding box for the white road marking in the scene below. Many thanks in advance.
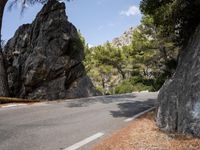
[1,104,27,108]
[124,107,155,122]
[32,102,47,106]
[64,132,104,150]
[140,90,149,93]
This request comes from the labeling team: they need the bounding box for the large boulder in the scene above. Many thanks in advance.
[156,24,200,136]
[4,0,100,100]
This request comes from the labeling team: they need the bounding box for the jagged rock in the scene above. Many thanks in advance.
[4,0,101,100]
[156,24,200,136]
[111,27,134,48]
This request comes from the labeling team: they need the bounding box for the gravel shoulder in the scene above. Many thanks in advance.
[92,111,200,150]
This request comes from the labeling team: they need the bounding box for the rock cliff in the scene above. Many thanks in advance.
[111,27,134,48]
[156,24,200,136]
[4,0,100,100]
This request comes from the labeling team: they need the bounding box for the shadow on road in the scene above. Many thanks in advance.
[110,99,155,118]
[66,94,137,108]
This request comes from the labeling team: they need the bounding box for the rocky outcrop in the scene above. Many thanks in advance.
[4,0,100,100]
[156,24,200,136]
[111,27,134,48]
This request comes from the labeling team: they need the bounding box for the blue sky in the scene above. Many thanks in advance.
[2,0,142,46]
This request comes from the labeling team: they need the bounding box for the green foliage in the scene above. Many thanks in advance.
[114,80,133,94]
[140,0,200,46]
[114,76,154,94]
[81,13,178,95]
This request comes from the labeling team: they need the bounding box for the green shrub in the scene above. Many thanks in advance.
[114,80,133,94]
[114,76,155,94]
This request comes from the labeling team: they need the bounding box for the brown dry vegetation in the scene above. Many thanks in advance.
[92,111,200,150]
[0,97,40,104]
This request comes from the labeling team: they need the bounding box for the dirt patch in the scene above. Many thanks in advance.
[92,111,200,150]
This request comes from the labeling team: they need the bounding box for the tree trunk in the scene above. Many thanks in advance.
[117,66,126,79]
[0,0,9,97]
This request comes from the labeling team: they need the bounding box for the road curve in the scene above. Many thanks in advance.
[0,92,158,150]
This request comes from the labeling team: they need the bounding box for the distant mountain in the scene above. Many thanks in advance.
[111,27,134,47]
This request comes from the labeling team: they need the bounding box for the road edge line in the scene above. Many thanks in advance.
[64,132,104,150]
[124,107,156,122]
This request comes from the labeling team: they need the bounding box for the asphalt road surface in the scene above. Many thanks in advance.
[0,92,158,150]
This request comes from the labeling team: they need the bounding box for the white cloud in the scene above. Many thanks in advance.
[120,5,140,17]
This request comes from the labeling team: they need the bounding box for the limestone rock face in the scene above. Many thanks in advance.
[111,27,134,48]
[156,24,200,136]
[4,0,100,100]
